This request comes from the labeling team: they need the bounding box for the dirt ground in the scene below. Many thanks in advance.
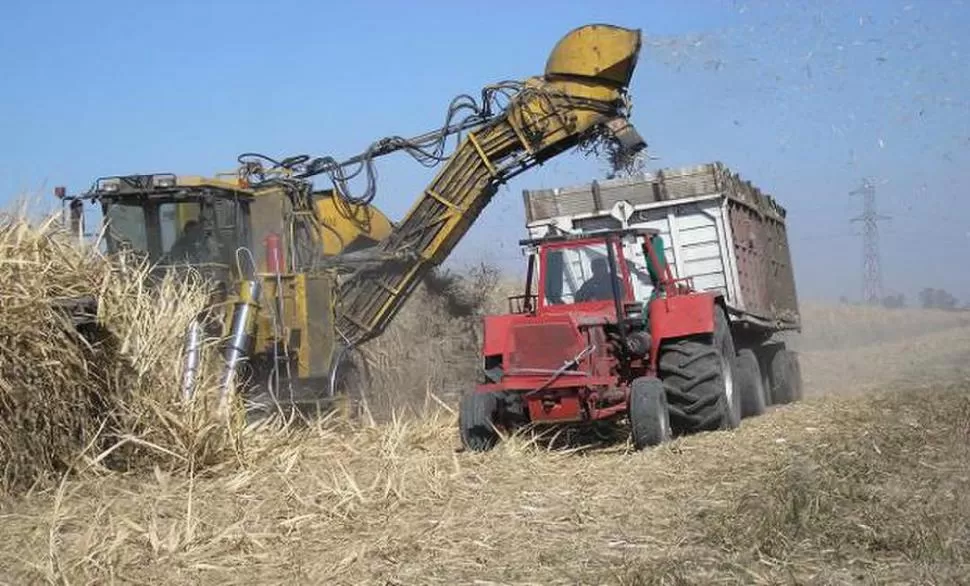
[2,303,969,585]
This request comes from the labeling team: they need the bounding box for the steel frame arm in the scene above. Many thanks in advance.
[335,24,646,347]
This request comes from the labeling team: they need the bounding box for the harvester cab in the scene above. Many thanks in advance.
[69,172,393,283]
[89,174,251,287]
[462,226,740,452]
[55,170,396,417]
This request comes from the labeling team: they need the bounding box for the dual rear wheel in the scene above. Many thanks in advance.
[736,342,803,417]
[636,306,805,447]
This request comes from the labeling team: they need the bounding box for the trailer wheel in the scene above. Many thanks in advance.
[628,376,672,450]
[769,348,803,404]
[660,305,741,434]
[790,351,804,400]
[736,348,767,418]
[459,391,500,452]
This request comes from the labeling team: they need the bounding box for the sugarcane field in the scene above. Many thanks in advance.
[2,2,970,584]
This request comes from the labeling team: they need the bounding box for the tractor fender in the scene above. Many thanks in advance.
[647,292,720,365]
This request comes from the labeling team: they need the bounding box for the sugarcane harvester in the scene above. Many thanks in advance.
[55,24,648,417]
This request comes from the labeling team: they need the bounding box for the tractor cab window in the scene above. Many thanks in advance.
[543,242,627,306]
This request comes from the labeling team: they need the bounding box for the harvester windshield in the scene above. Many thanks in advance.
[94,176,253,278]
[104,199,235,266]
[103,203,149,253]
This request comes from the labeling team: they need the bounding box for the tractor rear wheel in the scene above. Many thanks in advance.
[659,305,741,435]
[459,391,500,452]
[769,347,803,404]
[628,376,672,450]
[736,348,767,418]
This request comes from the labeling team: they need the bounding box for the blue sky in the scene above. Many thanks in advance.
[2,0,968,303]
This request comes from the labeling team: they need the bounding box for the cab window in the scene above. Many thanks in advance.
[543,242,626,306]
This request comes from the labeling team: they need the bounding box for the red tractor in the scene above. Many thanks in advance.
[460,227,741,451]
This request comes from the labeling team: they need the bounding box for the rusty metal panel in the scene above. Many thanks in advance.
[522,163,730,222]
[654,164,720,199]
[729,199,768,318]
[727,198,799,325]
[523,162,786,222]
[303,274,337,379]
[718,161,799,326]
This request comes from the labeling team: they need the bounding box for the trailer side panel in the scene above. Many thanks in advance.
[522,162,800,332]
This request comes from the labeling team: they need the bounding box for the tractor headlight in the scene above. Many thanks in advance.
[96,178,121,193]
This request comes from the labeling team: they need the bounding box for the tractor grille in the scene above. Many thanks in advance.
[508,322,583,372]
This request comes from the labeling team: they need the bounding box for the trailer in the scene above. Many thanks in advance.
[520,161,803,416]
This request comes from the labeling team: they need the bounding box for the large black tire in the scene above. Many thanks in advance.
[628,376,672,450]
[736,348,767,418]
[659,304,741,434]
[459,391,499,452]
[769,347,802,405]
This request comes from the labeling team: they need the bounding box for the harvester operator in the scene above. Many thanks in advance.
[167,219,206,264]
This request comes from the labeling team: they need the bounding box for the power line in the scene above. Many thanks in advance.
[850,178,891,304]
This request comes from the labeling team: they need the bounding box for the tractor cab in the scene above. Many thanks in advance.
[507,227,671,323]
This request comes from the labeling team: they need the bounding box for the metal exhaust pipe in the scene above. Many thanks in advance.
[219,279,262,410]
[181,318,202,401]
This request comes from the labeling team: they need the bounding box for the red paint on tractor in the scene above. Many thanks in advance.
[647,292,717,368]
[526,393,584,422]
[648,292,715,338]
[481,314,522,357]
[472,227,720,432]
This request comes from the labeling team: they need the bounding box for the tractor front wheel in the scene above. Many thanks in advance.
[459,391,500,452]
[628,376,672,450]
